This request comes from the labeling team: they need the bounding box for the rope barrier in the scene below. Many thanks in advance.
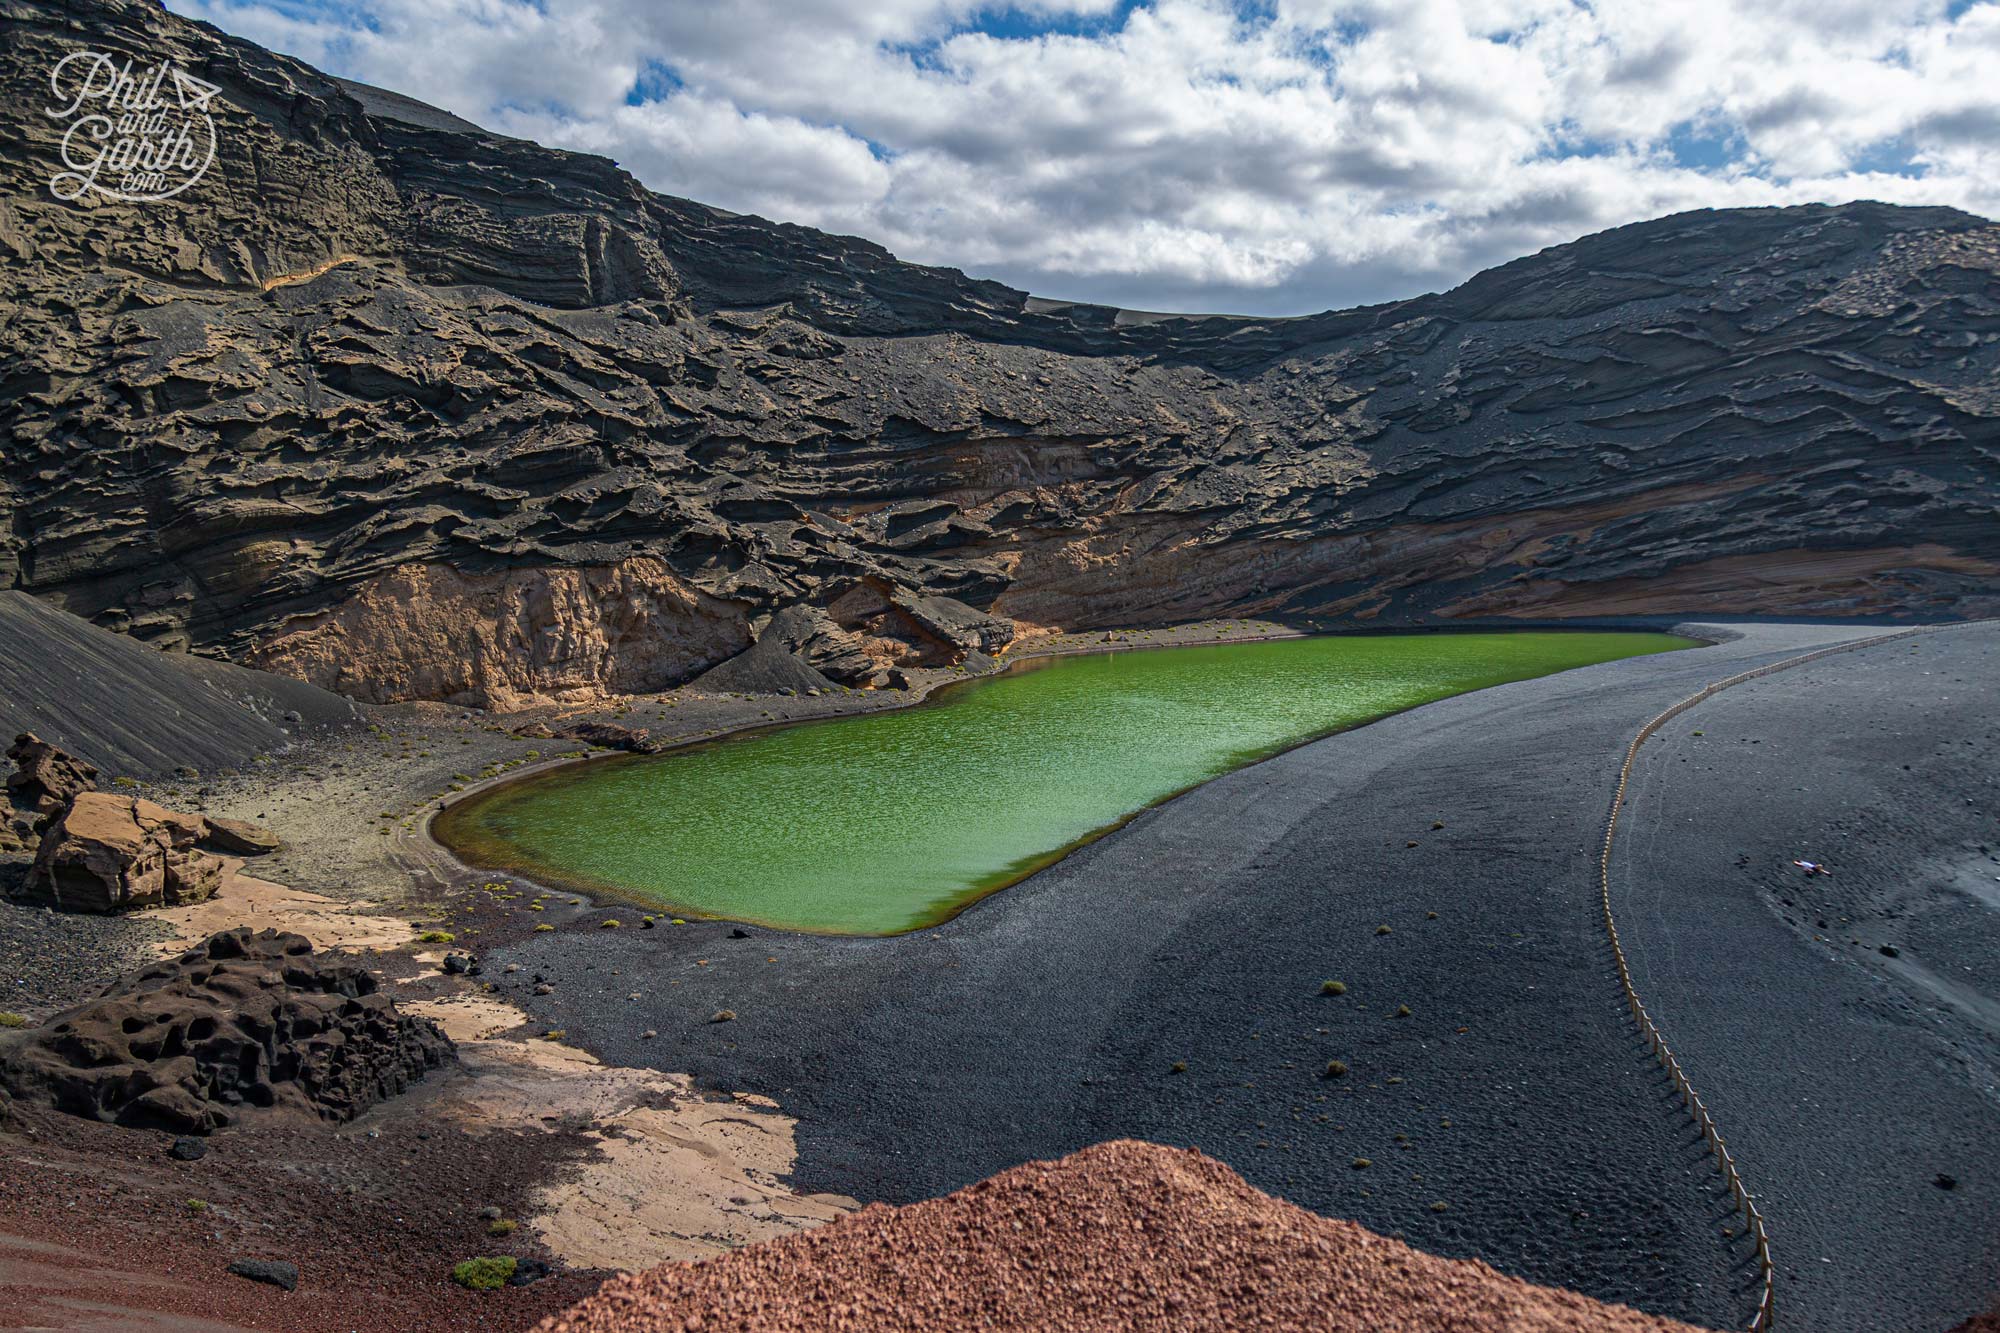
[1596,620,1985,1333]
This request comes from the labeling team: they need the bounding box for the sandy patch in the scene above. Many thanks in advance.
[140,870,413,956]
[530,1099,857,1271]
[421,994,855,1271]
[402,992,528,1042]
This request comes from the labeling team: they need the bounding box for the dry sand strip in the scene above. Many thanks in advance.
[496,620,1967,1333]
[403,992,855,1273]
[1612,620,2000,1332]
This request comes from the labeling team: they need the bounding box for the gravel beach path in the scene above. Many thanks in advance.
[489,620,1996,1333]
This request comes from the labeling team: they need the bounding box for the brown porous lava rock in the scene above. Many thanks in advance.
[17,792,230,913]
[0,928,454,1135]
[538,1140,1714,1333]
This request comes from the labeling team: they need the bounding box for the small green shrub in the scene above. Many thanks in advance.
[1375,924,1393,936]
[533,923,555,932]
[452,1257,518,1290]
[1351,1157,1371,1169]
[487,1219,518,1236]
[1395,1004,1412,1018]
[419,931,456,944]
[0,1012,27,1029]
[1430,1200,1449,1213]
[186,1198,207,1213]
[600,919,621,929]
[1169,1060,1187,1074]
[1319,980,1346,996]
[1323,1060,1348,1079]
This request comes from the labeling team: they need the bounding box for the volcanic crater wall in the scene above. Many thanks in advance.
[2,0,1997,707]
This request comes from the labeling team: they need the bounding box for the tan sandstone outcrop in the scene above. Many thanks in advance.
[245,557,754,711]
[21,793,231,913]
[6,733,97,826]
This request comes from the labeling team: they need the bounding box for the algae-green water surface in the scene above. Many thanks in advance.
[437,631,1692,934]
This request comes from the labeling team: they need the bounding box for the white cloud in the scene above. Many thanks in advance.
[169,0,2000,314]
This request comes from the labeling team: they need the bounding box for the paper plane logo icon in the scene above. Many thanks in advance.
[171,68,220,111]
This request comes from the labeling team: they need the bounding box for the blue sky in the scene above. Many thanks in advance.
[171,0,2000,314]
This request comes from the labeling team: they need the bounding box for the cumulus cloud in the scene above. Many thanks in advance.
[170,0,2000,313]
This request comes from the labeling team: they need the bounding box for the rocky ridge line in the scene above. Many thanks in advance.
[0,0,1995,707]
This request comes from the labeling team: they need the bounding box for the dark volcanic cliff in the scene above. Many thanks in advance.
[2,0,1997,707]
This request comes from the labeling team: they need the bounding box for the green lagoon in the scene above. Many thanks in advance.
[435,631,1692,934]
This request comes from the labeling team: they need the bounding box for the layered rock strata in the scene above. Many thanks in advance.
[0,0,1995,708]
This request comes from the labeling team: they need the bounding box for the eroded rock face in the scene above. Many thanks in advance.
[0,0,1995,709]
[20,792,229,913]
[0,928,454,1134]
[6,734,97,828]
[242,558,753,709]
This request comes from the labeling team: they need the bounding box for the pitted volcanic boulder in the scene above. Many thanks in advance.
[0,928,454,1134]
[6,733,97,829]
[17,792,229,913]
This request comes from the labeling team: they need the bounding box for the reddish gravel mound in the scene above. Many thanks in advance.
[539,1140,1715,1333]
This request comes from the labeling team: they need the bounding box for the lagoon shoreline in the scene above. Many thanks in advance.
[493,620,2000,1333]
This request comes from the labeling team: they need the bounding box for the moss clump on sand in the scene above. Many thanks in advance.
[0,1012,28,1028]
[418,930,456,944]
[1319,980,1346,996]
[452,1257,517,1290]
[533,923,554,932]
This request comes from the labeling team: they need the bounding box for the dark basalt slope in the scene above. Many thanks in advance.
[1,0,1996,706]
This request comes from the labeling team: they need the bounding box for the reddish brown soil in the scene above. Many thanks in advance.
[539,1140,1717,1333]
[0,1085,603,1331]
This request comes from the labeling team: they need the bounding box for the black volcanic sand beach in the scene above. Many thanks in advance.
[495,621,2000,1333]
[1615,623,2000,1330]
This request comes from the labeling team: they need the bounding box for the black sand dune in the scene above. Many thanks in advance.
[0,591,363,778]
[499,622,2000,1333]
